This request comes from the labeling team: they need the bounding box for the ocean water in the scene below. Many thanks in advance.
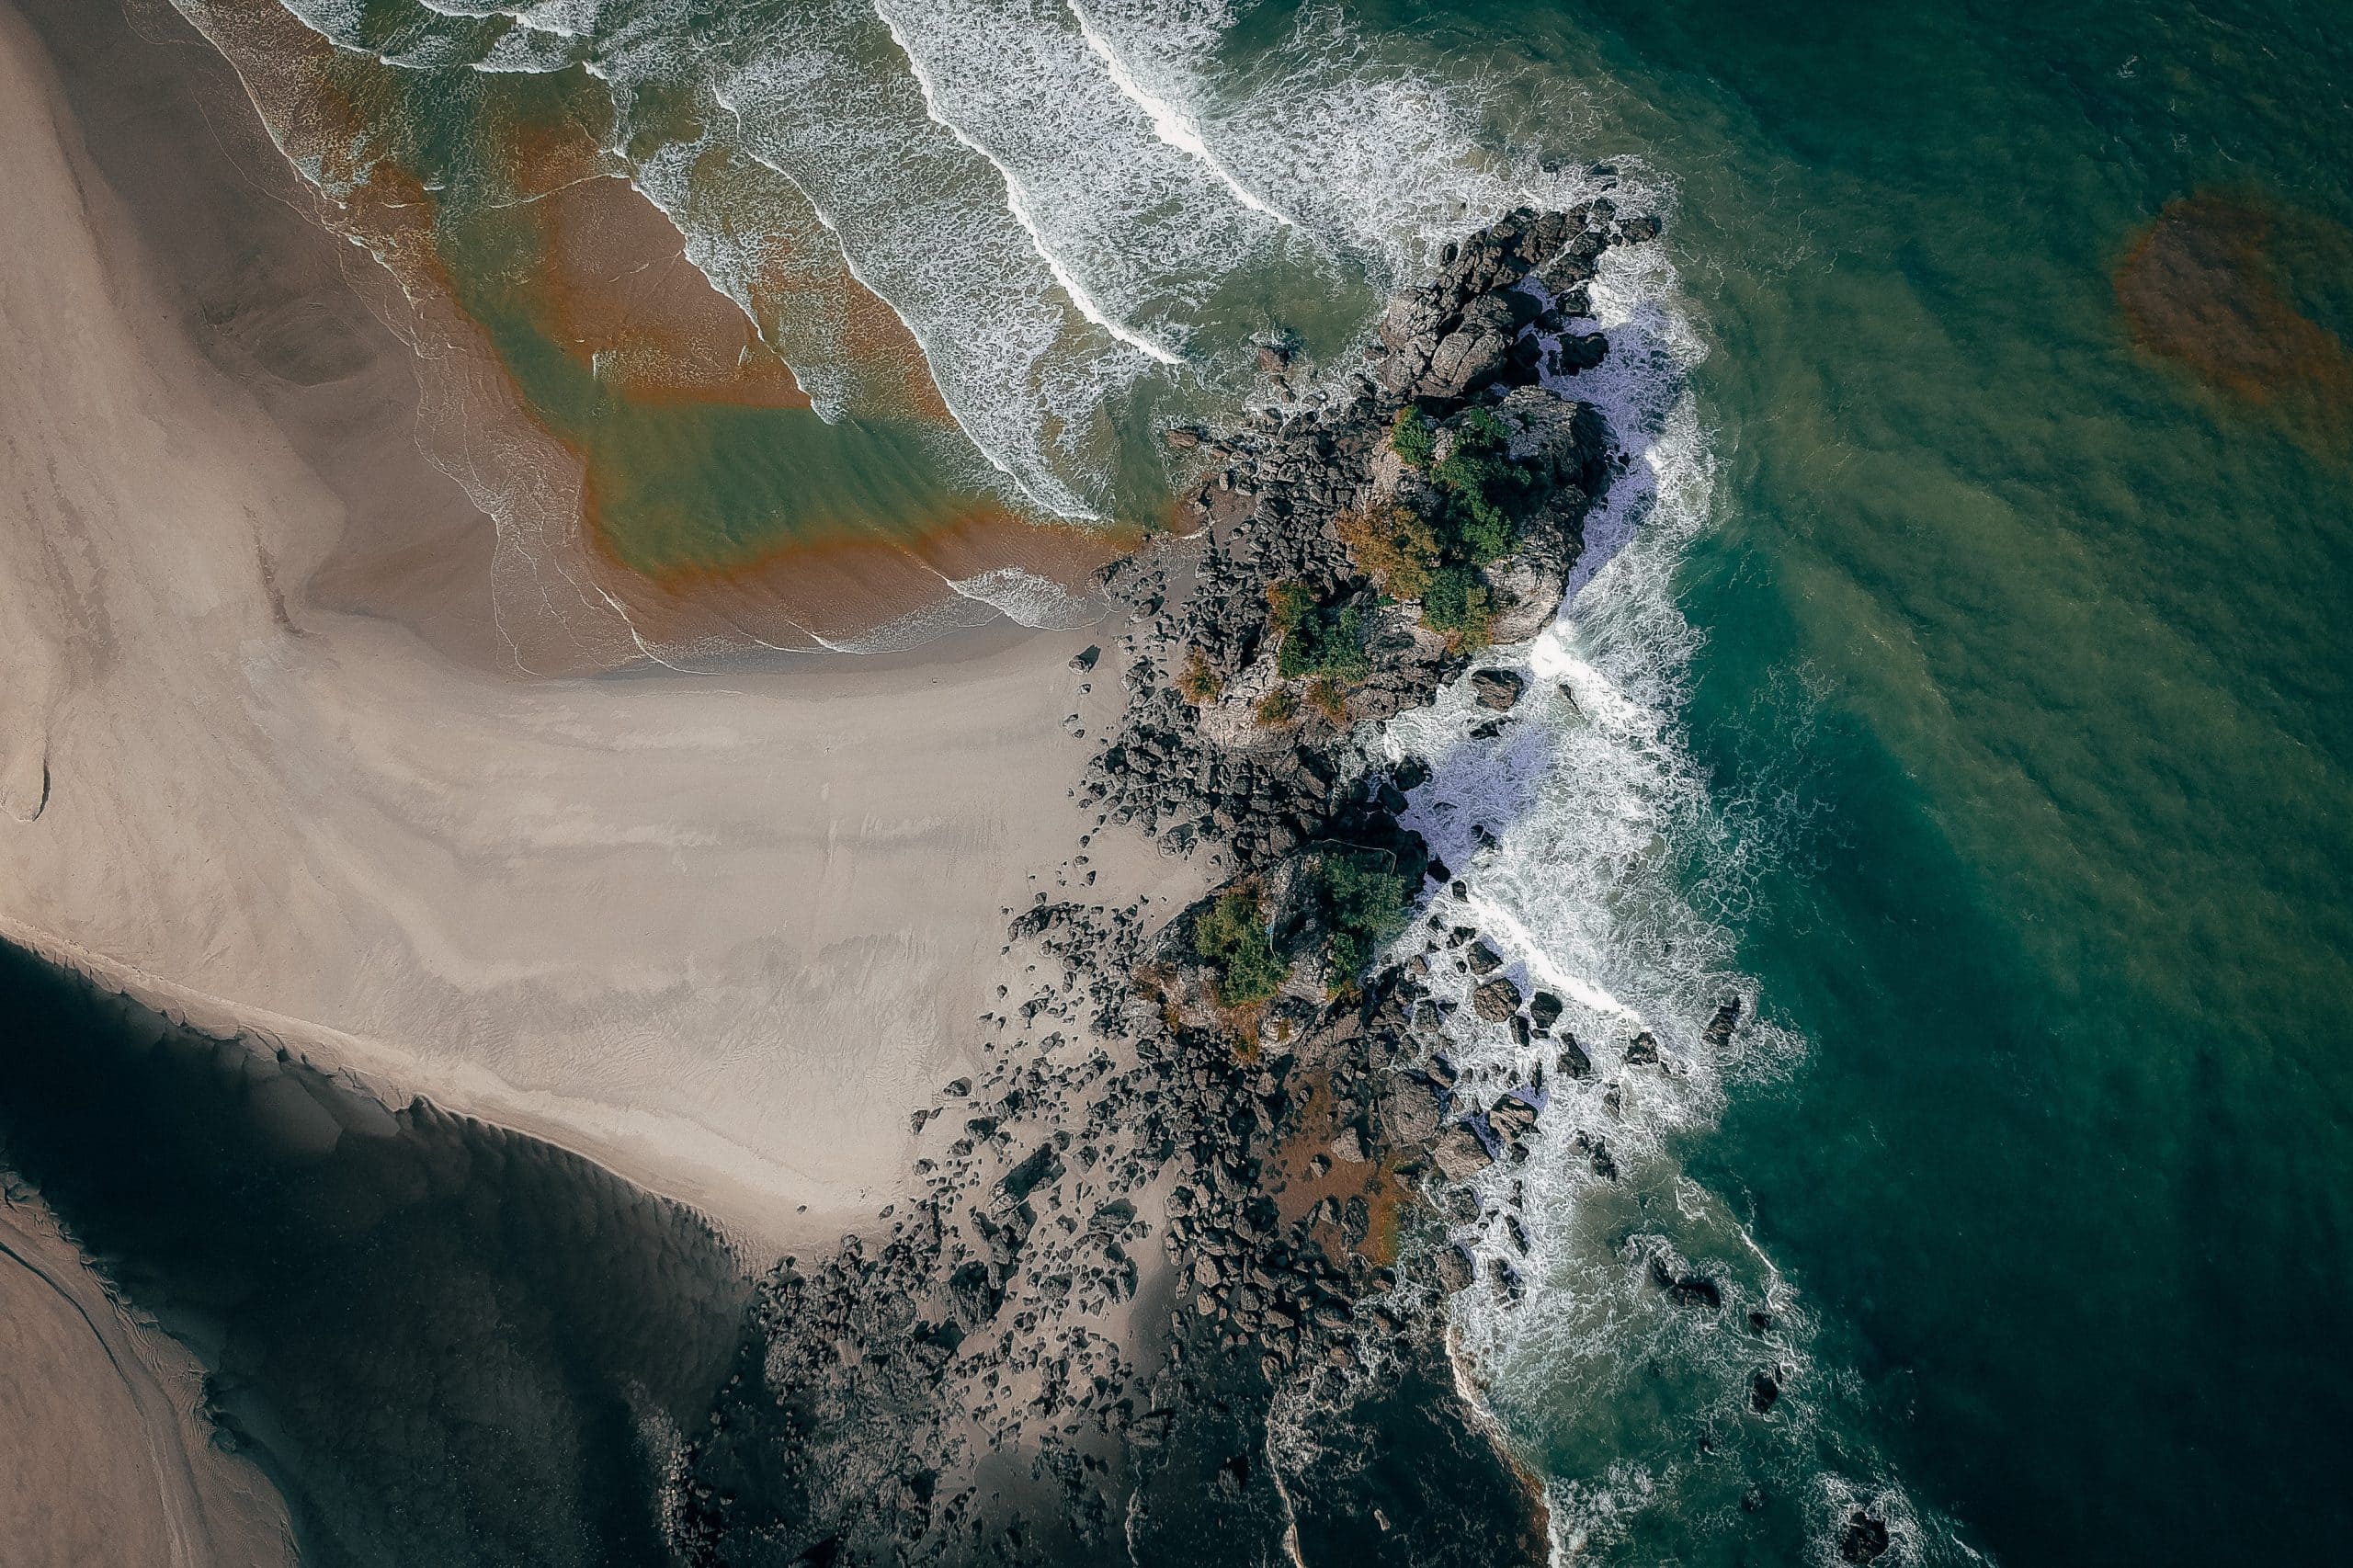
[51,0,2353,1562]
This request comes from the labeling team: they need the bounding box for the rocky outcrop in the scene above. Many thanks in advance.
[665,202,1660,1568]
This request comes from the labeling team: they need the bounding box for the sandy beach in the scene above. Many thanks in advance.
[0,0,1194,1253]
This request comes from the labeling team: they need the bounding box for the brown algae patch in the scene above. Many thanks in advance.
[1262,1070,1420,1269]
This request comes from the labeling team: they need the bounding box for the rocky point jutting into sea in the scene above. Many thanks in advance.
[651,202,1806,1568]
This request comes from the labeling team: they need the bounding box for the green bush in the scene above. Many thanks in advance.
[1428,407,1533,564]
[1421,563,1496,647]
[1267,581,1370,682]
[1390,407,1437,469]
[1318,850,1417,977]
[1176,652,1223,704]
[1254,686,1300,726]
[1193,888,1288,1006]
[1336,503,1440,601]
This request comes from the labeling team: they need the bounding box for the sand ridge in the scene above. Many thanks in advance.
[0,1193,297,1568]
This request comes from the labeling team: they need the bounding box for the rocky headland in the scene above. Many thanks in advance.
[661,202,1676,1566]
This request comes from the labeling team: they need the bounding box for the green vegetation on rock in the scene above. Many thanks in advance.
[1267,581,1370,682]
[1176,651,1224,704]
[1389,406,1437,469]
[1428,407,1536,564]
[1313,848,1419,978]
[1336,503,1441,601]
[1420,563,1498,646]
[1192,887,1287,1007]
[1349,407,1547,650]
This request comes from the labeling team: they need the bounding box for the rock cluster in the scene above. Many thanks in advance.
[664,204,1669,1567]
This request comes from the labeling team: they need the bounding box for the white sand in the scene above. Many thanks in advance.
[0,0,1195,1253]
[0,1194,296,1568]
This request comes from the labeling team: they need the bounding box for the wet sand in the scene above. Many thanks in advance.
[0,0,1189,1255]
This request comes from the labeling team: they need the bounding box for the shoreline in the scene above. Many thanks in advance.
[6,0,1664,1560]
[0,0,1199,1256]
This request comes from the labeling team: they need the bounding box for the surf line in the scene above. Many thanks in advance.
[869,0,1184,367]
[710,88,1104,522]
[1063,0,1294,228]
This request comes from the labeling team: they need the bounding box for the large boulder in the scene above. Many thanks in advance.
[1433,1121,1495,1181]
[1415,293,1519,400]
[1379,1078,1442,1145]
[1471,669,1526,711]
[1472,976,1523,1022]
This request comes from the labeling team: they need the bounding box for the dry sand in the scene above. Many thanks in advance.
[0,0,1198,1255]
[0,1194,296,1568]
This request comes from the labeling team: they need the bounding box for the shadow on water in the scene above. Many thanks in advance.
[0,938,751,1568]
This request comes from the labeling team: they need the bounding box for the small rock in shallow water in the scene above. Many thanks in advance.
[1702,996,1743,1048]
[1840,1511,1892,1563]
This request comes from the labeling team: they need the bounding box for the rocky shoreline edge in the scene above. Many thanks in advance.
[660,204,1698,1567]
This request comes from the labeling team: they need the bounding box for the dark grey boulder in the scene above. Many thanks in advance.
[1471,668,1527,710]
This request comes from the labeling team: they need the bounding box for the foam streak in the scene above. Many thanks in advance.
[1064,0,1290,225]
[870,0,1183,366]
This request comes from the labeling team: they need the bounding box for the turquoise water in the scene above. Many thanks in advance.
[1392,0,2353,1560]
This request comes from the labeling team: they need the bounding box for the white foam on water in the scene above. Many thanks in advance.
[710,0,1145,520]
[1063,1,1625,281]
[1064,0,1289,224]
[1371,228,1982,1557]
[938,565,1100,631]
[866,0,1295,369]
[869,0,1181,366]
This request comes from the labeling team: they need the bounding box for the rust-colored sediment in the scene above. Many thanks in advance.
[484,82,617,204]
[176,0,1131,666]
[2116,192,2353,409]
[530,174,810,410]
[577,495,1127,653]
[1263,1069,1418,1269]
[691,140,954,423]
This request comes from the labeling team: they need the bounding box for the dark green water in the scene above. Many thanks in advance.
[0,944,750,1568]
[1416,0,2353,1560]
